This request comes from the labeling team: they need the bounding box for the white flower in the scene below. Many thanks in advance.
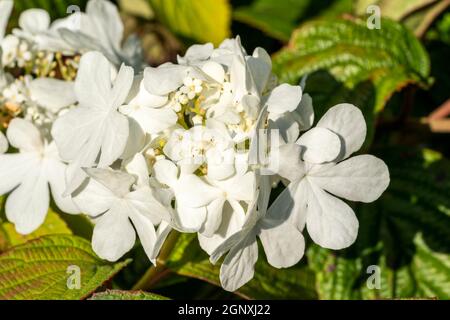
[0,119,79,234]
[57,0,144,69]
[0,0,12,42]
[0,130,7,153]
[266,84,314,144]
[153,159,223,232]
[0,35,19,67]
[269,104,390,250]
[72,153,172,262]
[198,171,256,253]
[209,176,305,292]
[119,75,177,135]
[13,8,51,41]
[163,122,236,180]
[28,78,76,113]
[51,51,133,194]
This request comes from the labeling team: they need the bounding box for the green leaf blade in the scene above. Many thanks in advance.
[0,234,130,300]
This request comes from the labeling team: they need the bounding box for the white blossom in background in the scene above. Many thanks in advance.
[0,0,391,294]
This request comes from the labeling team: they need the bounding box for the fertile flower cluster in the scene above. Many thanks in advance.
[0,0,390,291]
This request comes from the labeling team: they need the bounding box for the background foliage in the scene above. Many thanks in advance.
[1,0,449,300]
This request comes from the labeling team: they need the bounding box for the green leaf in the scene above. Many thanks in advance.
[355,0,450,38]
[355,0,437,21]
[234,0,312,42]
[234,0,353,42]
[147,0,231,46]
[273,17,431,110]
[89,289,169,300]
[0,234,130,300]
[164,233,317,299]
[12,0,88,20]
[307,147,450,299]
[1,209,71,249]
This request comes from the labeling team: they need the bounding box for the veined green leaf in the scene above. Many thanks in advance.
[273,17,431,113]
[0,234,130,300]
[164,233,317,299]
[1,209,71,249]
[147,0,231,46]
[89,289,169,300]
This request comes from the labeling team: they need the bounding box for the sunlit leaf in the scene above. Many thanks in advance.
[147,0,231,45]
[0,234,130,300]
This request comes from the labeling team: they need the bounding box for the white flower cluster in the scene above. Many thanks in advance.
[0,0,390,291]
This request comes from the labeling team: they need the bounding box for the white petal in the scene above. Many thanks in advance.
[305,181,359,250]
[143,64,186,96]
[51,107,100,162]
[74,51,114,109]
[150,221,172,263]
[126,187,171,224]
[84,167,135,198]
[266,84,302,114]
[121,105,177,134]
[174,205,207,232]
[295,93,314,131]
[270,114,300,144]
[97,112,130,167]
[128,208,157,265]
[201,198,226,237]
[109,63,134,108]
[72,177,115,217]
[176,175,222,208]
[92,204,136,262]
[5,167,49,235]
[120,117,146,160]
[179,43,213,64]
[0,0,13,41]
[153,159,178,187]
[310,155,390,203]
[247,47,272,94]
[201,61,225,83]
[276,143,305,181]
[0,153,35,195]
[297,127,341,164]
[259,218,305,268]
[220,234,258,292]
[19,9,50,34]
[86,0,124,51]
[125,152,149,186]
[317,103,367,160]
[29,78,76,112]
[0,130,8,154]
[45,157,79,214]
[199,201,246,255]
[224,172,256,202]
[7,119,43,152]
